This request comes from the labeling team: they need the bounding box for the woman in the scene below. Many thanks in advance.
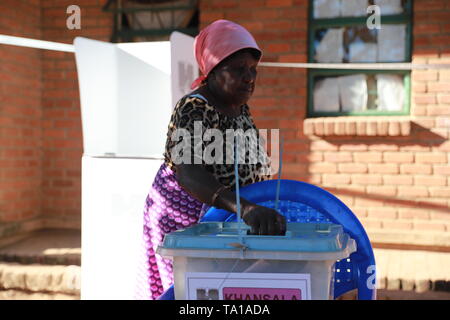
[135,19,286,300]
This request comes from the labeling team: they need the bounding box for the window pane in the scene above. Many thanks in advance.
[377,24,406,62]
[314,28,345,63]
[313,24,406,63]
[313,0,407,18]
[374,0,405,15]
[313,73,405,113]
[341,0,369,17]
[376,74,404,111]
[313,0,341,19]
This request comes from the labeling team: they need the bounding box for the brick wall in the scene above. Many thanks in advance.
[1,0,449,248]
[0,0,113,237]
[41,0,112,229]
[199,0,450,249]
[0,0,44,237]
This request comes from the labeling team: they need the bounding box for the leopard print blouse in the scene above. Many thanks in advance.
[164,94,272,189]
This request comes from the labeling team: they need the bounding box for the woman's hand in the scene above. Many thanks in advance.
[241,204,286,236]
[175,164,286,236]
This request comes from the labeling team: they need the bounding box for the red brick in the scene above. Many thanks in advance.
[413,24,441,35]
[345,121,357,136]
[414,0,447,11]
[437,95,450,104]
[430,128,450,138]
[264,20,294,31]
[359,219,383,230]
[398,208,430,220]
[355,195,385,208]
[382,175,413,186]
[414,175,447,186]
[266,0,293,7]
[413,70,439,81]
[388,121,403,136]
[430,212,450,221]
[400,163,433,174]
[240,21,264,32]
[367,208,398,220]
[338,163,368,174]
[322,174,351,185]
[367,186,397,197]
[354,152,382,163]
[414,94,437,105]
[278,54,307,63]
[306,174,322,185]
[415,152,447,163]
[433,165,450,175]
[351,174,383,185]
[308,163,337,174]
[398,144,430,152]
[323,152,352,163]
[397,186,429,198]
[414,36,432,47]
[366,144,397,152]
[313,121,324,135]
[368,163,399,174]
[296,152,323,162]
[303,121,314,135]
[412,82,427,93]
[310,140,338,151]
[333,121,347,136]
[383,152,414,163]
[412,105,427,116]
[351,206,368,218]
[283,140,309,152]
[414,222,447,232]
[252,8,280,20]
[233,0,266,8]
[428,82,450,93]
[283,163,308,174]
[429,187,450,198]
[440,70,450,81]
[382,221,414,231]
[427,106,450,116]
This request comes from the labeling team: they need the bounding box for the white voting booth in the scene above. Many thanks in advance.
[74,32,198,300]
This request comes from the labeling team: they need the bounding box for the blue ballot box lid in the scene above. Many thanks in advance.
[157,222,357,261]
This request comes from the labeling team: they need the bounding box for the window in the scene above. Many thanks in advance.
[103,0,199,42]
[307,0,412,117]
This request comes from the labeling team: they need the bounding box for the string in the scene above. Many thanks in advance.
[234,136,244,252]
[275,135,284,212]
[213,136,246,297]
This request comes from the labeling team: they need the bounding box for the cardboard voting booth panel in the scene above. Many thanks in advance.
[75,34,198,300]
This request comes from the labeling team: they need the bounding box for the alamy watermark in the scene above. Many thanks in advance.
[367,5,381,30]
[366,265,377,290]
[66,5,81,30]
[170,122,280,176]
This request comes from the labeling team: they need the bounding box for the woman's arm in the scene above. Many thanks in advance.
[175,164,286,235]
[175,164,252,213]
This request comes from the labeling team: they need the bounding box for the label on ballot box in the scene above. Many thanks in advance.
[185,272,311,300]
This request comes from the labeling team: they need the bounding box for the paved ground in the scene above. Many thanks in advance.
[0,229,81,300]
[0,229,80,266]
[0,229,449,300]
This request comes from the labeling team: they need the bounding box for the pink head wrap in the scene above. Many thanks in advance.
[190,19,262,90]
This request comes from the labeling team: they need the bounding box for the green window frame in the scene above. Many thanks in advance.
[307,0,413,117]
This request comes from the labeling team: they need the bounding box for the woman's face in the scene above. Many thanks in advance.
[208,49,259,107]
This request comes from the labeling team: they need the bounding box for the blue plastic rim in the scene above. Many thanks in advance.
[159,179,377,300]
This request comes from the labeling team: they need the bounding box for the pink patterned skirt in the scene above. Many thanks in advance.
[134,163,207,300]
